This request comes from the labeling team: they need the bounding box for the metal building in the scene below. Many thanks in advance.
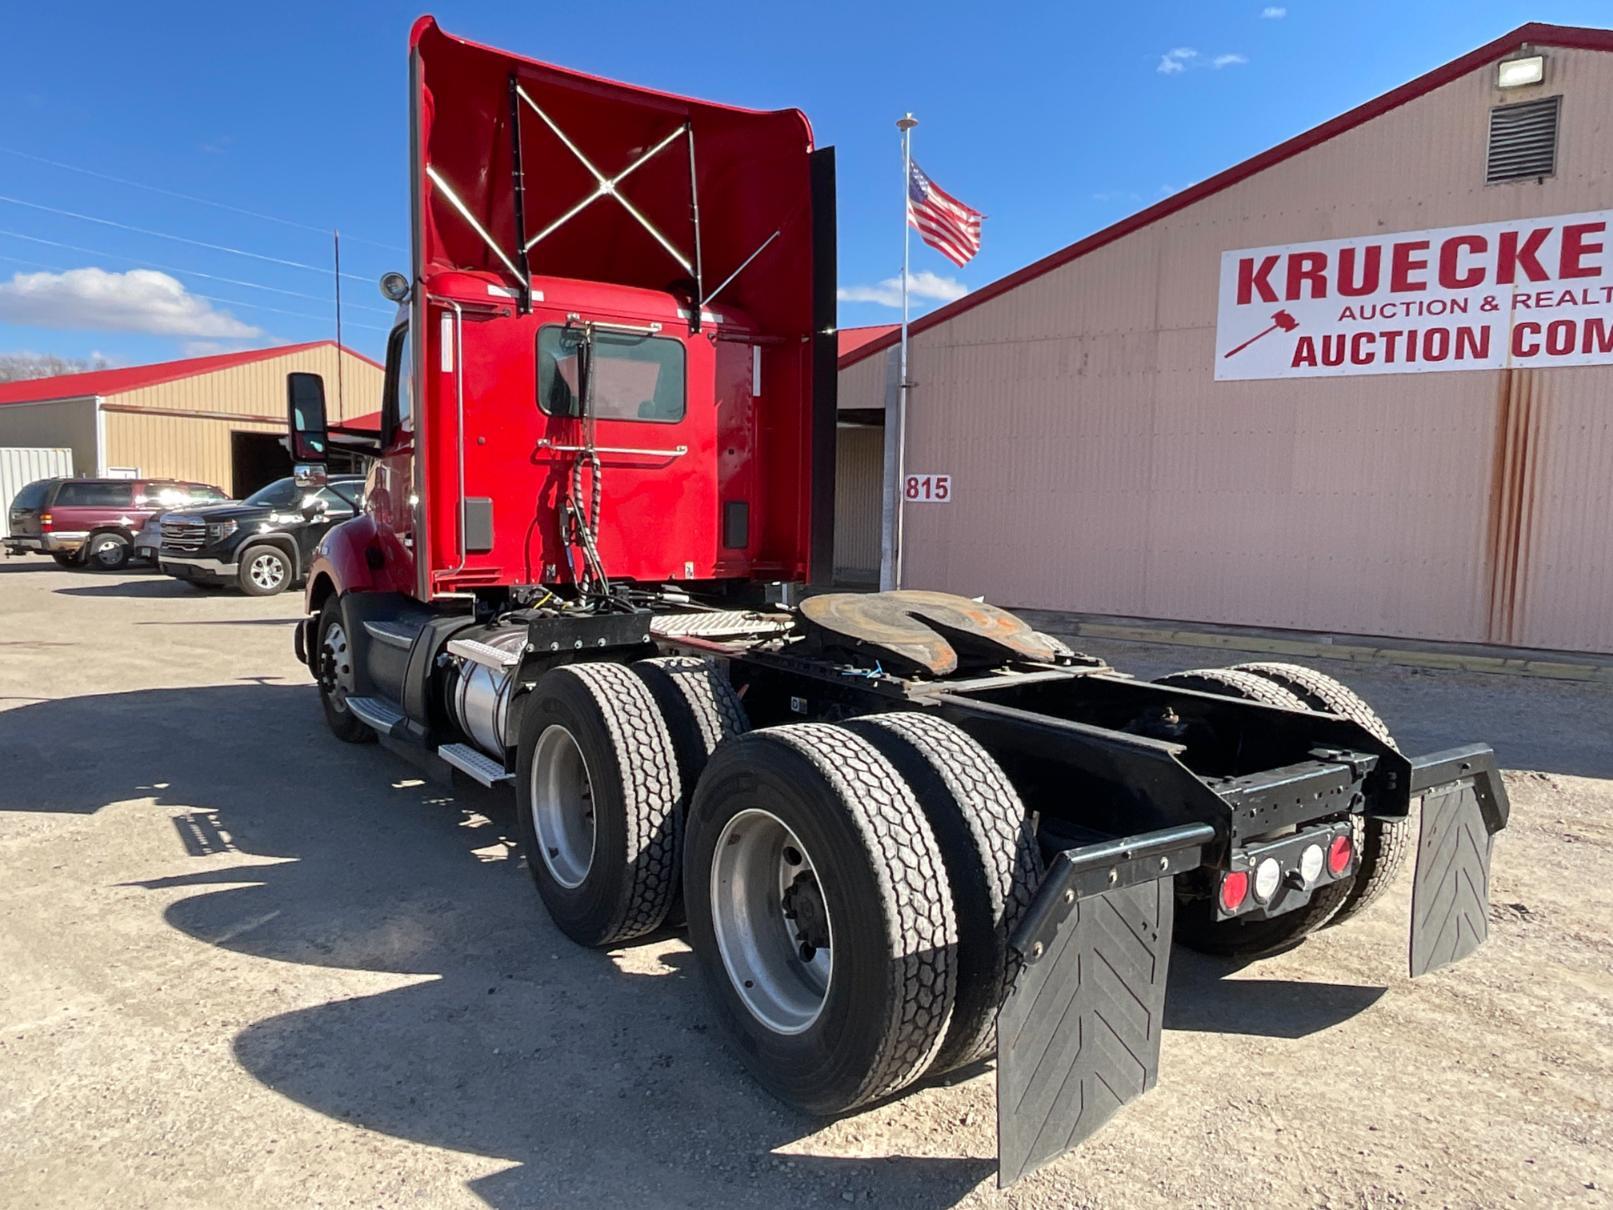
[0,342,382,497]
[838,23,1613,653]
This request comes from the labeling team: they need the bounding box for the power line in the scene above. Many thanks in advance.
[0,251,388,332]
[0,193,373,283]
[0,227,394,314]
[0,145,407,255]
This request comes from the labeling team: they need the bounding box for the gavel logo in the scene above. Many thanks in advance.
[1223,309,1298,359]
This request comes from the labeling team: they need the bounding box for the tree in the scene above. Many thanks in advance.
[0,352,111,384]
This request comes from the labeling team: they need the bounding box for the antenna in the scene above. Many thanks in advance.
[333,228,345,419]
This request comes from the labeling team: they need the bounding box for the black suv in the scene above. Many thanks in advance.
[157,475,364,596]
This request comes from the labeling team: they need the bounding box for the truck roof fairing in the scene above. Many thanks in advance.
[410,16,818,334]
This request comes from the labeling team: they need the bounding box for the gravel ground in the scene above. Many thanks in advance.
[1,560,1609,1209]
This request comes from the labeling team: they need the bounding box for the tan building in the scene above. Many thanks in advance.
[838,23,1613,653]
[0,341,382,496]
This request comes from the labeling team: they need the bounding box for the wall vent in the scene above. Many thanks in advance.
[1486,96,1561,183]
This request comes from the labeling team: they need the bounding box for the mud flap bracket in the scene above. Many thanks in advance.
[996,823,1210,1187]
[1407,744,1509,978]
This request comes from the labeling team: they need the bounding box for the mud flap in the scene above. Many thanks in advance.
[1407,745,1509,979]
[995,877,1174,1187]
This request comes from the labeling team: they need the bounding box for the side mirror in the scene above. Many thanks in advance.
[287,371,329,468]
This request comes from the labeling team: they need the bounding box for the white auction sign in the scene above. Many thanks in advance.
[1215,209,1613,380]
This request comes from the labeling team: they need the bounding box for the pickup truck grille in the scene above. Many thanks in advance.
[160,518,207,553]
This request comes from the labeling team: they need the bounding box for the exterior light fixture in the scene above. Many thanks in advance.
[1497,55,1545,88]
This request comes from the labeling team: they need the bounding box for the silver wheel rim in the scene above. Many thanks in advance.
[250,553,286,590]
[94,538,122,566]
[710,809,833,1035]
[531,724,596,890]
[322,620,354,714]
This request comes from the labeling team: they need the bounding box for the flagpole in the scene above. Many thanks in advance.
[885,112,918,592]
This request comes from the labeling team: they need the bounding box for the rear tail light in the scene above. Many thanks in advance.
[1219,870,1249,913]
[1299,843,1325,884]
[39,512,52,529]
[1252,857,1282,903]
[1327,834,1354,876]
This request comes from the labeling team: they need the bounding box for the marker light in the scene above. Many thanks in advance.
[1497,55,1545,89]
[1253,857,1282,903]
[1219,871,1249,913]
[1299,843,1325,884]
[1327,834,1355,876]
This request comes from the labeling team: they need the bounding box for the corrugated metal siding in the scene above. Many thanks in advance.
[103,347,384,488]
[0,399,98,476]
[884,46,1613,652]
[833,425,883,580]
[0,446,73,537]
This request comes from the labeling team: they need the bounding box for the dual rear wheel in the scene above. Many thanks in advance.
[512,658,1042,1114]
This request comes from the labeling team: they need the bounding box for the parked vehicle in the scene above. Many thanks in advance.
[0,447,73,541]
[158,474,364,596]
[282,19,1510,1186]
[5,476,227,569]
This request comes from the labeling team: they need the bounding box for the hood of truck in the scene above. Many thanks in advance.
[411,16,818,336]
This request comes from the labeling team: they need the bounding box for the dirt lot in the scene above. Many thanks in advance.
[1,560,1609,1209]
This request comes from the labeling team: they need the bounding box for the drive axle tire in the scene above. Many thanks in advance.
[316,599,374,744]
[632,656,750,926]
[1156,667,1351,958]
[845,711,1042,1074]
[239,545,293,596]
[1232,662,1409,927]
[684,723,957,1115]
[516,663,682,947]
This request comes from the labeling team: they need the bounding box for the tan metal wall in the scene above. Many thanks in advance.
[0,398,98,475]
[833,424,883,581]
[846,46,1613,652]
[102,346,383,489]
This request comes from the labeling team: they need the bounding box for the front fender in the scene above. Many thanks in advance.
[302,513,415,612]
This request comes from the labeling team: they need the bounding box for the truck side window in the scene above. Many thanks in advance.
[384,323,413,437]
[55,481,133,507]
[537,325,685,423]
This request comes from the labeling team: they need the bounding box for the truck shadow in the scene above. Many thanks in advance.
[1,684,1389,1206]
[0,683,992,1208]
[53,578,206,599]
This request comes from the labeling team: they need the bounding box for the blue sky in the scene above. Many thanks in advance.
[1,0,1607,371]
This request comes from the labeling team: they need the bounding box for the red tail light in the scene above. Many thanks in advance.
[1219,870,1249,913]
[1327,834,1354,876]
[39,512,53,530]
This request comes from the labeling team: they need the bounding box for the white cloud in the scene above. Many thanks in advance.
[1213,53,1249,68]
[180,339,257,357]
[0,268,263,338]
[838,271,969,309]
[1158,47,1197,74]
[1261,5,1287,17]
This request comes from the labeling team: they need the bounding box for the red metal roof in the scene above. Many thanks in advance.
[840,22,1613,369]
[0,340,383,406]
[837,324,899,365]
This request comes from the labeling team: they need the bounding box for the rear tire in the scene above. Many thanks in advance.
[85,532,130,571]
[316,599,374,744]
[684,723,957,1114]
[1155,667,1350,958]
[515,663,682,946]
[1231,662,1408,927]
[845,711,1041,1074]
[632,656,749,926]
[238,546,293,596]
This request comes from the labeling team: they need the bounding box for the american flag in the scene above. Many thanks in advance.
[907,160,983,267]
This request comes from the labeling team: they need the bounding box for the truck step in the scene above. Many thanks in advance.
[446,636,523,670]
[344,695,406,735]
[437,742,513,787]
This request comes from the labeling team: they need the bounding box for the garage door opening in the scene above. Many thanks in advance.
[230,432,289,498]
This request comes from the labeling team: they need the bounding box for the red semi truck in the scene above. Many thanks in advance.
[286,17,1509,1184]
